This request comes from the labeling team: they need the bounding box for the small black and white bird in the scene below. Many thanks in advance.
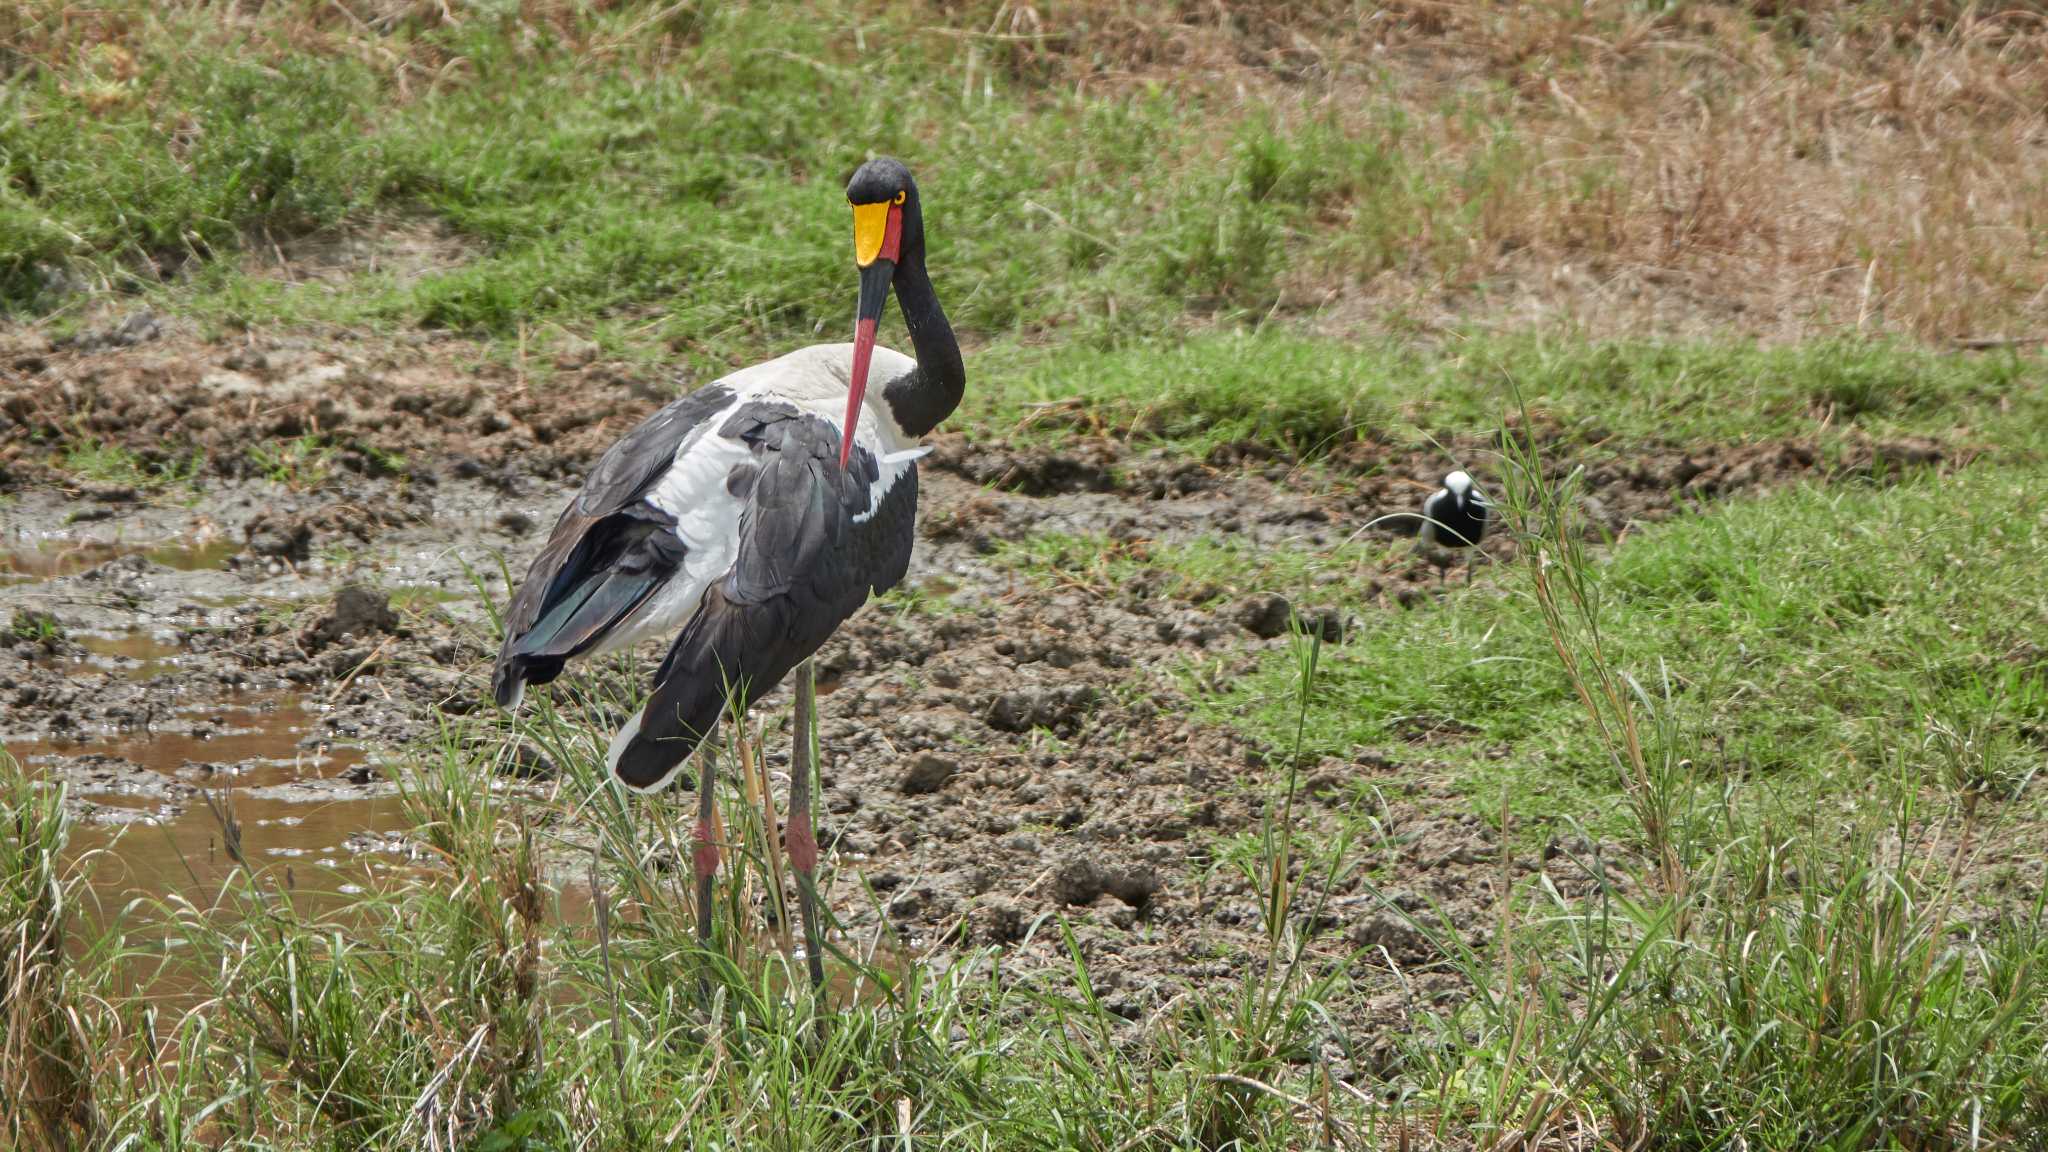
[489,157,963,987]
[1417,470,1491,583]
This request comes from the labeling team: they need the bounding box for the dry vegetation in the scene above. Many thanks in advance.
[8,1,2048,344]
[953,0,2048,342]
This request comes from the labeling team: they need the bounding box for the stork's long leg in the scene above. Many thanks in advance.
[693,748,721,951]
[787,658,828,994]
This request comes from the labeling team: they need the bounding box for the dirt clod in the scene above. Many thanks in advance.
[931,439,1120,496]
[244,510,313,561]
[501,740,557,780]
[1302,606,1344,643]
[973,897,1032,943]
[1232,593,1341,642]
[61,310,161,353]
[1234,593,1294,638]
[1052,856,1161,908]
[986,685,1098,733]
[899,752,960,795]
[305,586,399,652]
[1349,911,1436,966]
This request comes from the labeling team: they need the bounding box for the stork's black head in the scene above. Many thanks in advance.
[847,156,917,209]
[840,156,924,468]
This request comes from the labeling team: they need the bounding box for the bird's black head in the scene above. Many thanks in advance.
[846,157,923,265]
[840,155,924,468]
[846,156,917,209]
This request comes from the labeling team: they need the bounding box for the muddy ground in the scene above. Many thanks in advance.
[0,314,1963,1022]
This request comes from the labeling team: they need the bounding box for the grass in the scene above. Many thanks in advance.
[246,434,340,490]
[8,0,2048,352]
[59,439,203,491]
[7,608,64,645]
[11,434,2048,1148]
[10,0,2048,481]
[1386,427,2048,1144]
[993,451,2048,1142]
[1387,748,2048,1145]
[8,1,2048,1148]
[0,762,106,1148]
[974,331,2048,459]
[1199,463,2048,836]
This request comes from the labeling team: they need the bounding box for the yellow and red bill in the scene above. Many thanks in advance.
[843,200,904,468]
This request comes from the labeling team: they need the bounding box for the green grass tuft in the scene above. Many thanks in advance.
[1207,464,2048,832]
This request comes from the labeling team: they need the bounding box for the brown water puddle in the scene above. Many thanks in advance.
[69,800,417,1004]
[11,700,909,1006]
[72,786,411,916]
[5,698,407,917]
[59,631,186,679]
[0,536,236,583]
[9,700,362,786]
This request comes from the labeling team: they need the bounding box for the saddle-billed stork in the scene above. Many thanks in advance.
[490,157,963,989]
[1417,470,1491,584]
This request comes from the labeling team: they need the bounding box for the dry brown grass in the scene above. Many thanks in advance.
[929,0,2048,343]
[7,0,2046,343]
[0,771,98,1150]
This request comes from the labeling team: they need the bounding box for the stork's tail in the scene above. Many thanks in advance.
[605,704,708,794]
[492,661,527,710]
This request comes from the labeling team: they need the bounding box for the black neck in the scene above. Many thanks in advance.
[880,255,964,439]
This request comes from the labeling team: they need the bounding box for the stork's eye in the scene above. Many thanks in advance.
[894,190,906,205]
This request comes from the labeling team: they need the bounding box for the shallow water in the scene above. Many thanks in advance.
[59,631,191,680]
[0,512,914,1004]
[6,696,409,918]
[0,536,238,584]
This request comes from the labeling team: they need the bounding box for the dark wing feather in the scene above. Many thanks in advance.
[609,407,917,792]
[492,384,734,705]
[502,511,685,661]
[1418,488,1453,547]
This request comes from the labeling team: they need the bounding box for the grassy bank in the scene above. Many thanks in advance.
[8,0,2048,480]
[10,450,2048,1148]
[8,0,2048,476]
[9,0,2048,352]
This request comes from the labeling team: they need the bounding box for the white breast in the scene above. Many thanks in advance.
[717,342,919,452]
[590,343,922,654]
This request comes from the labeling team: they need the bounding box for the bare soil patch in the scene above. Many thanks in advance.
[1,324,1981,1004]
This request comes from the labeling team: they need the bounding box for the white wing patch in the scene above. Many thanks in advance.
[590,346,926,650]
[582,396,749,656]
[855,446,928,525]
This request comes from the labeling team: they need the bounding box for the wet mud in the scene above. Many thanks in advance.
[0,323,1971,1008]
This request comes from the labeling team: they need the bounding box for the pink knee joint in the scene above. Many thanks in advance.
[785,811,819,876]
[692,818,721,879]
